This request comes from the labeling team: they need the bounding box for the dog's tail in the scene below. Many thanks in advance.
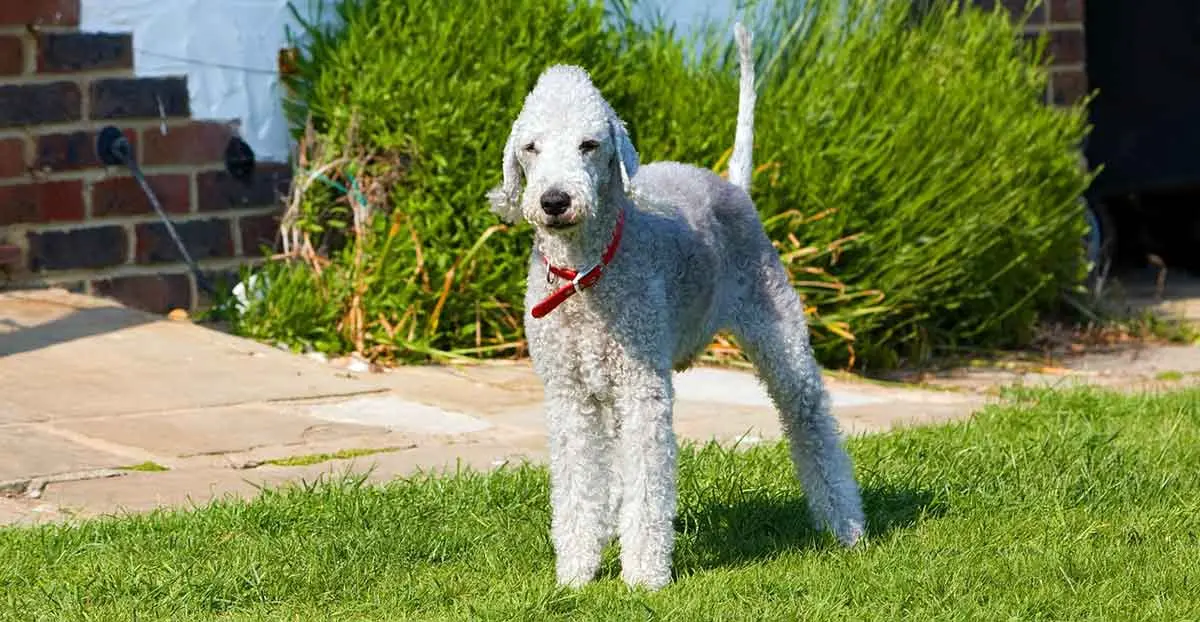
[727,21,756,193]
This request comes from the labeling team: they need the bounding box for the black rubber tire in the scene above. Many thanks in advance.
[1084,199,1117,290]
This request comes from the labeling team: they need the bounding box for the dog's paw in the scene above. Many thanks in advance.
[555,561,599,588]
[620,568,671,591]
[835,518,866,548]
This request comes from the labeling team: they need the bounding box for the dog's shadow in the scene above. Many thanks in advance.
[672,484,945,571]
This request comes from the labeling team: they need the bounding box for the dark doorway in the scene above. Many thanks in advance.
[1085,0,1200,199]
[1085,0,1200,272]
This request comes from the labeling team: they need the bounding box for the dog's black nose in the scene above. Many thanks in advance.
[540,189,571,216]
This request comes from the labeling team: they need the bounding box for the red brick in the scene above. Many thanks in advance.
[1052,69,1089,106]
[0,0,80,27]
[0,244,21,267]
[91,174,190,218]
[239,213,280,256]
[36,128,137,173]
[0,35,24,76]
[1020,31,1048,63]
[135,219,234,264]
[93,274,192,314]
[0,137,28,178]
[0,180,84,225]
[1048,0,1084,23]
[977,0,1045,25]
[27,225,126,271]
[197,163,291,212]
[142,122,235,166]
[0,81,82,128]
[89,77,189,121]
[37,33,133,74]
[1047,28,1085,65]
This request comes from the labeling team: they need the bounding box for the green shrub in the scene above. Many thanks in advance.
[737,0,1093,367]
[235,0,1091,370]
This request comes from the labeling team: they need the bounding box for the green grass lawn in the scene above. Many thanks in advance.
[2,388,1199,621]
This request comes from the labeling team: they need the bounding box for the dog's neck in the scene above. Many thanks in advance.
[534,198,629,270]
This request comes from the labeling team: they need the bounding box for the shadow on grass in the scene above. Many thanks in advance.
[674,484,944,572]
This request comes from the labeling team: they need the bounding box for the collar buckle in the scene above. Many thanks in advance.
[572,264,603,292]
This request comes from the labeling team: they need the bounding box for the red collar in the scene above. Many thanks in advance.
[531,210,625,319]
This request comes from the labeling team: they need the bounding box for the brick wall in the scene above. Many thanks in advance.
[977,0,1087,106]
[0,0,288,313]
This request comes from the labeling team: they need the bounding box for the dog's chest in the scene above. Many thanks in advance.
[529,303,621,399]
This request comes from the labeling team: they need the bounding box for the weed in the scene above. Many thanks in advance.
[117,462,169,473]
[264,447,401,468]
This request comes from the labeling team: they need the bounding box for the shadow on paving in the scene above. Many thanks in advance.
[0,306,155,358]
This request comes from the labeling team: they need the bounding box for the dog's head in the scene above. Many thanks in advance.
[487,65,638,234]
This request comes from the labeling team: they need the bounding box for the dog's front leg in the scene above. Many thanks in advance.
[614,366,677,590]
[545,387,611,587]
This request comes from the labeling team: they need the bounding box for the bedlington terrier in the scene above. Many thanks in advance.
[487,24,865,590]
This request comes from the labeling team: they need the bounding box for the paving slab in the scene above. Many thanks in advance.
[1120,271,1200,323]
[38,468,269,519]
[14,395,992,523]
[0,290,385,423]
[673,366,887,409]
[377,359,903,414]
[306,395,494,435]
[917,344,1200,394]
[33,440,553,522]
[0,425,130,481]
[0,497,62,525]
[54,403,391,459]
[361,364,544,415]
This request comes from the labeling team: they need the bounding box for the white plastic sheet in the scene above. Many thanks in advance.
[81,0,339,162]
[80,0,731,164]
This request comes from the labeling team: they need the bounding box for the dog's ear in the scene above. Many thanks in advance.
[608,117,639,193]
[486,122,523,223]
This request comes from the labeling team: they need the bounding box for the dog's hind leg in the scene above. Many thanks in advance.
[729,266,866,546]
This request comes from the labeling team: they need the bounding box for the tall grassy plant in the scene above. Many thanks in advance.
[746,1,1092,367]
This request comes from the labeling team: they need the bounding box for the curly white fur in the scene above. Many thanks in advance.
[488,25,865,591]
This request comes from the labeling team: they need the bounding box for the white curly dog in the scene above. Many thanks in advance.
[488,25,865,590]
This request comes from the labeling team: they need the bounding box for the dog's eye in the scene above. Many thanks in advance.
[523,142,538,154]
[579,139,600,154]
